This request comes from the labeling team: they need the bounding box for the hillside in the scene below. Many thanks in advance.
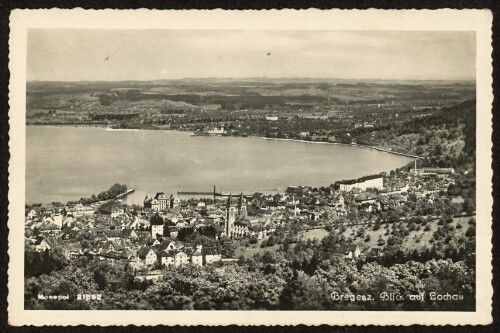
[358,100,476,170]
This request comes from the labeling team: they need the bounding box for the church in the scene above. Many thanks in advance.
[224,192,248,238]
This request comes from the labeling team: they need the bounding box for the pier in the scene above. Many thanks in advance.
[177,191,214,196]
[177,186,255,199]
[115,188,135,198]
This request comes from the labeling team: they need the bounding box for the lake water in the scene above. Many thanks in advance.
[26,126,413,205]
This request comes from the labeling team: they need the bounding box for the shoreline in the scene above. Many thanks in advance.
[28,123,422,160]
[251,135,422,159]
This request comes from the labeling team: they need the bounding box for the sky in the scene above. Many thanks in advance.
[27,29,476,81]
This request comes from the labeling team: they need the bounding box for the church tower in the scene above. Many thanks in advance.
[238,192,247,218]
[293,195,297,218]
[225,193,236,237]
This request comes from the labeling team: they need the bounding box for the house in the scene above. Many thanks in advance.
[190,244,203,267]
[127,217,150,230]
[135,270,164,282]
[35,236,64,252]
[103,229,121,241]
[173,250,189,267]
[201,246,222,265]
[138,246,157,267]
[337,244,362,259]
[158,240,178,252]
[136,230,152,241]
[98,251,129,267]
[120,229,138,239]
[157,250,175,267]
[61,242,83,259]
[127,255,143,270]
[111,206,125,219]
[169,227,179,238]
[355,193,377,205]
[107,239,132,252]
[38,222,62,235]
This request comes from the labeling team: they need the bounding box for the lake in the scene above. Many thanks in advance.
[26,126,413,205]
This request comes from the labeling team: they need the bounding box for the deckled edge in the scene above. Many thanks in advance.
[1,2,11,330]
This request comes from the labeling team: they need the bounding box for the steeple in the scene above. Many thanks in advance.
[238,192,244,209]
[238,192,247,218]
[293,195,297,218]
[225,192,236,237]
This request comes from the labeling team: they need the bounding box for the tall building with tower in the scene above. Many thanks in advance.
[238,192,247,218]
[151,213,164,237]
[225,192,248,238]
[225,193,237,237]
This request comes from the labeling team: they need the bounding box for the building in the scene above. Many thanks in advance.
[35,236,64,252]
[265,116,279,121]
[153,192,169,210]
[225,193,249,238]
[337,175,384,192]
[225,193,236,237]
[61,242,83,259]
[138,246,157,267]
[202,246,222,265]
[111,206,125,219]
[38,221,62,235]
[190,244,203,267]
[98,252,129,267]
[53,214,63,228]
[144,193,179,210]
[173,250,189,266]
[158,244,221,268]
[336,244,362,259]
[200,104,222,111]
[412,167,455,177]
[150,214,164,237]
[238,192,247,218]
[157,250,175,267]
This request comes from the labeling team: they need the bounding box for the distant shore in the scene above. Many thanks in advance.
[28,123,422,159]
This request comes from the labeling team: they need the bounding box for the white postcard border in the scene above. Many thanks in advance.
[8,8,493,326]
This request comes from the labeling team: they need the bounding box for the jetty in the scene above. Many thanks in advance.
[116,188,135,198]
[177,191,213,196]
[177,186,254,199]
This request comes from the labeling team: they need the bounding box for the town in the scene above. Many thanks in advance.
[25,161,474,284]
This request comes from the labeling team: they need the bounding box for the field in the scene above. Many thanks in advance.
[296,216,473,252]
[298,228,329,241]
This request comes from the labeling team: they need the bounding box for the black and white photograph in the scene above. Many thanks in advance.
[7,9,493,326]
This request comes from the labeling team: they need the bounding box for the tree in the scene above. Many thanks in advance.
[93,268,108,290]
[221,240,235,258]
[463,199,475,215]
[465,226,475,238]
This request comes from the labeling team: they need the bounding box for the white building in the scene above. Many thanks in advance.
[338,175,384,192]
[53,214,63,228]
